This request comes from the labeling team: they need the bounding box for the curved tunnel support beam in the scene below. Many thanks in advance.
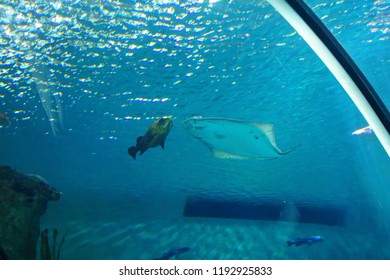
[267,0,390,156]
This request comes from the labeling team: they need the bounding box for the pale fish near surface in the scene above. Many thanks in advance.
[182,117,299,160]
[352,125,372,135]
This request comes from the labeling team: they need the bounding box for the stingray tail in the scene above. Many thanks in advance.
[128,146,139,159]
[276,144,301,155]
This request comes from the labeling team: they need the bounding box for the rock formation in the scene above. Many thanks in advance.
[0,166,61,259]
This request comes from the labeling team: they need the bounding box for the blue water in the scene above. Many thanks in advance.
[0,0,390,259]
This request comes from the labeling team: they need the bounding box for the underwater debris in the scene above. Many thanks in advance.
[128,117,173,159]
[40,228,66,260]
[0,165,61,259]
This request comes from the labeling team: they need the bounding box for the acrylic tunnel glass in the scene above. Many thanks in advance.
[0,0,389,260]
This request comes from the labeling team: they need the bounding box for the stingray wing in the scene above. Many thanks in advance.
[182,117,296,159]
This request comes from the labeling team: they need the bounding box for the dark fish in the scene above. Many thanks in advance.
[0,112,11,128]
[154,247,190,260]
[287,235,324,247]
[128,117,173,159]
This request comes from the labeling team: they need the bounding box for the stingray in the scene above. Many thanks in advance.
[182,117,299,160]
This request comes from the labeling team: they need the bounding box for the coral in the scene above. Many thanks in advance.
[0,166,61,259]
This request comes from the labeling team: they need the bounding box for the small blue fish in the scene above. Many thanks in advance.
[154,247,191,260]
[287,236,324,247]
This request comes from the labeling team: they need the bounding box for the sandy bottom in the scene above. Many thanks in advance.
[41,216,387,260]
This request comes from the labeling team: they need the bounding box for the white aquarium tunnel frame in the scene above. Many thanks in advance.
[266,0,390,157]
